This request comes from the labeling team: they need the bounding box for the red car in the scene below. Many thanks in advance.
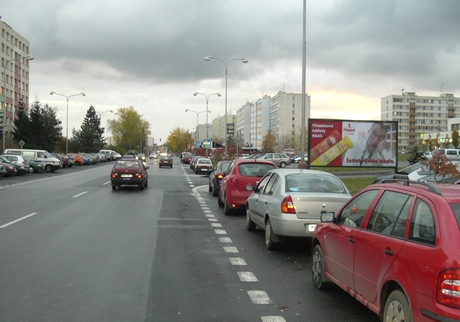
[312,179,460,322]
[110,159,149,191]
[218,159,276,215]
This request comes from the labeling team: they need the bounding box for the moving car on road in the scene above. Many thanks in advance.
[159,155,173,168]
[110,159,149,190]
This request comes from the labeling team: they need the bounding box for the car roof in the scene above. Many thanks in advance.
[371,179,460,201]
[232,158,276,165]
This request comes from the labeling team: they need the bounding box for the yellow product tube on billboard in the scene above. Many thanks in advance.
[311,136,353,166]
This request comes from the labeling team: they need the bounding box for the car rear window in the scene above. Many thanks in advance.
[449,204,460,230]
[285,173,348,193]
[238,163,275,177]
[199,159,212,164]
[115,161,139,168]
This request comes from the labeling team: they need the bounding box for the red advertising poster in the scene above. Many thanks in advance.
[308,119,397,168]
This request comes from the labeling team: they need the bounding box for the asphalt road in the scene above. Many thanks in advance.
[0,159,379,322]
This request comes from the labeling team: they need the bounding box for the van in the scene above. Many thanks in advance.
[99,149,118,161]
[3,149,62,172]
[438,148,460,159]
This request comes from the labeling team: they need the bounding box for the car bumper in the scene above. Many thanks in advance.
[111,178,145,186]
[269,214,319,237]
[196,167,212,174]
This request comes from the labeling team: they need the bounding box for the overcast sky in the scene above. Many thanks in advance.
[3,0,460,142]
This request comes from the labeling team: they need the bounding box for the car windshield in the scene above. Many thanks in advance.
[285,173,347,193]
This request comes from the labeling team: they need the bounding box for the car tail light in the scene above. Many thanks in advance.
[437,269,460,309]
[281,196,296,214]
[111,173,118,178]
[217,173,224,180]
[136,173,143,179]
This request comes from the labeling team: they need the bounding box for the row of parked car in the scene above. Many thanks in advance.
[0,149,122,177]
[204,155,460,321]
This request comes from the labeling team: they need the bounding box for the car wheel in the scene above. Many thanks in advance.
[212,183,218,197]
[45,164,52,172]
[246,206,256,231]
[217,190,224,207]
[145,179,148,188]
[33,168,39,173]
[279,162,286,168]
[224,196,232,216]
[208,180,213,192]
[171,165,173,168]
[383,290,412,322]
[139,184,144,191]
[265,218,280,250]
[312,244,330,289]
[112,185,116,191]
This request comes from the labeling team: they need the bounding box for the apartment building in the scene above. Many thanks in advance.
[1,20,32,149]
[268,91,311,150]
[381,92,460,152]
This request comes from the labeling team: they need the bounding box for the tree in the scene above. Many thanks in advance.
[13,100,63,151]
[425,151,460,182]
[72,106,106,152]
[165,127,193,154]
[107,106,150,152]
[452,129,459,149]
[261,129,277,152]
[407,145,425,165]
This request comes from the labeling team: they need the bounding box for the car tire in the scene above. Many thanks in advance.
[45,164,53,173]
[246,206,256,231]
[212,183,218,197]
[112,185,116,191]
[224,196,232,216]
[265,218,280,250]
[145,179,148,188]
[139,184,144,191]
[312,244,331,289]
[208,181,213,193]
[217,190,224,207]
[279,162,286,168]
[383,290,412,322]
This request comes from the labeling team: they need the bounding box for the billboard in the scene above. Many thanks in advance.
[308,119,398,168]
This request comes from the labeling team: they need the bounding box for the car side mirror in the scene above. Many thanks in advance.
[320,211,335,223]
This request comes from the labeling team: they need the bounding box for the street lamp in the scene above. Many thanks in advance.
[2,55,34,151]
[204,55,248,155]
[49,91,86,154]
[185,109,210,147]
[193,92,221,156]
[97,110,113,117]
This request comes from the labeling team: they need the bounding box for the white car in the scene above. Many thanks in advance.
[0,154,30,169]
[245,168,352,250]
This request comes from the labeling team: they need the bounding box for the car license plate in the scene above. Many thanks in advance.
[307,224,317,233]
[121,174,132,178]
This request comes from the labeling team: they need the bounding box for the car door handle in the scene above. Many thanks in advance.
[348,238,355,243]
[384,249,393,256]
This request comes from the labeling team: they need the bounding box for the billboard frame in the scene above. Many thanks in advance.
[307,118,398,170]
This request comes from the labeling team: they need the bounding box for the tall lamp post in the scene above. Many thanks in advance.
[50,91,86,154]
[204,56,248,155]
[193,92,221,157]
[2,55,34,151]
[185,108,210,149]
